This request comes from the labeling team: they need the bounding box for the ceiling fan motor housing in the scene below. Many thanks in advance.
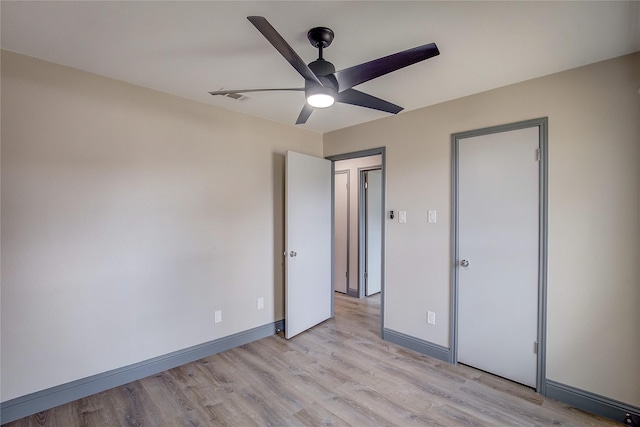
[305,74,338,101]
[307,59,338,103]
[308,59,336,78]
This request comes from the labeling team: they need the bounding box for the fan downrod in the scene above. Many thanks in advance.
[307,27,334,49]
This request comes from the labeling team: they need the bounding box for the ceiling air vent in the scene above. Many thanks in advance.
[222,91,250,102]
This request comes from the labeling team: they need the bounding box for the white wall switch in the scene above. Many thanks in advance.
[257,297,264,310]
[214,310,222,323]
[427,311,436,325]
[428,210,437,223]
[399,211,407,223]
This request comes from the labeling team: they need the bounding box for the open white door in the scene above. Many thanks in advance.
[285,151,332,339]
[365,169,382,296]
[334,171,349,294]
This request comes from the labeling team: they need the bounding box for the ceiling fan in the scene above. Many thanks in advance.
[209,16,440,125]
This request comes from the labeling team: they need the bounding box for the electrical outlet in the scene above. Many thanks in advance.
[427,311,436,325]
[214,310,222,323]
[257,297,264,310]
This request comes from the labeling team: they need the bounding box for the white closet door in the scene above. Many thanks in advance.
[457,127,539,387]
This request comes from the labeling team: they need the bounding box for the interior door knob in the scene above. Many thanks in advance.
[460,259,469,268]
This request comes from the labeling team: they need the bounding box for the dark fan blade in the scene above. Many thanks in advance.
[336,88,403,114]
[209,88,303,96]
[296,104,314,125]
[247,16,323,86]
[334,43,439,92]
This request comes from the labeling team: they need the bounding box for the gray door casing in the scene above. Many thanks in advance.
[450,117,548,393]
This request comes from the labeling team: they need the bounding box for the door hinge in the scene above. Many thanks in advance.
[536,148,541,162]
[364,181,368,189]
[534,341,538,354]
[345,271,348,278]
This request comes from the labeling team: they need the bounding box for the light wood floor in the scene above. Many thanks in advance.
[4,293,617,426]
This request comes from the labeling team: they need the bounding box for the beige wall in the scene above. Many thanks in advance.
[324,53,640,406]
[0,51,322,401]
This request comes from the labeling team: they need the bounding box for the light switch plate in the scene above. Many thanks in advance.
[427,311,436,325]
[428,210,437,223]
[399,211,407,223]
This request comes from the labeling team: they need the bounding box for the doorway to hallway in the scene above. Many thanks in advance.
[333,155,382,298]
[328,148,386,335]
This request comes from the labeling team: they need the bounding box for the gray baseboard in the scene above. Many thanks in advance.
[1,319,285,424]
[382,328,450,362]
[546,379,640,424]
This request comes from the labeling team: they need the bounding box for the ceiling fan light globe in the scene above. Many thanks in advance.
[307,93,335,108]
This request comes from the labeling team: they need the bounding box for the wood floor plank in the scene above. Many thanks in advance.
[333,381,450,426]
[292,401,352,427]
[77,391,123,427]
[3,292,621,426]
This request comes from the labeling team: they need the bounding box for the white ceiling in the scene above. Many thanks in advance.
[2,1,639,134]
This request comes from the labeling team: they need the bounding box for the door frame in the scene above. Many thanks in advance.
[450,117,548,394]
[359,167,382,298]
[334,169,351,294]
[327,147,386,337]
